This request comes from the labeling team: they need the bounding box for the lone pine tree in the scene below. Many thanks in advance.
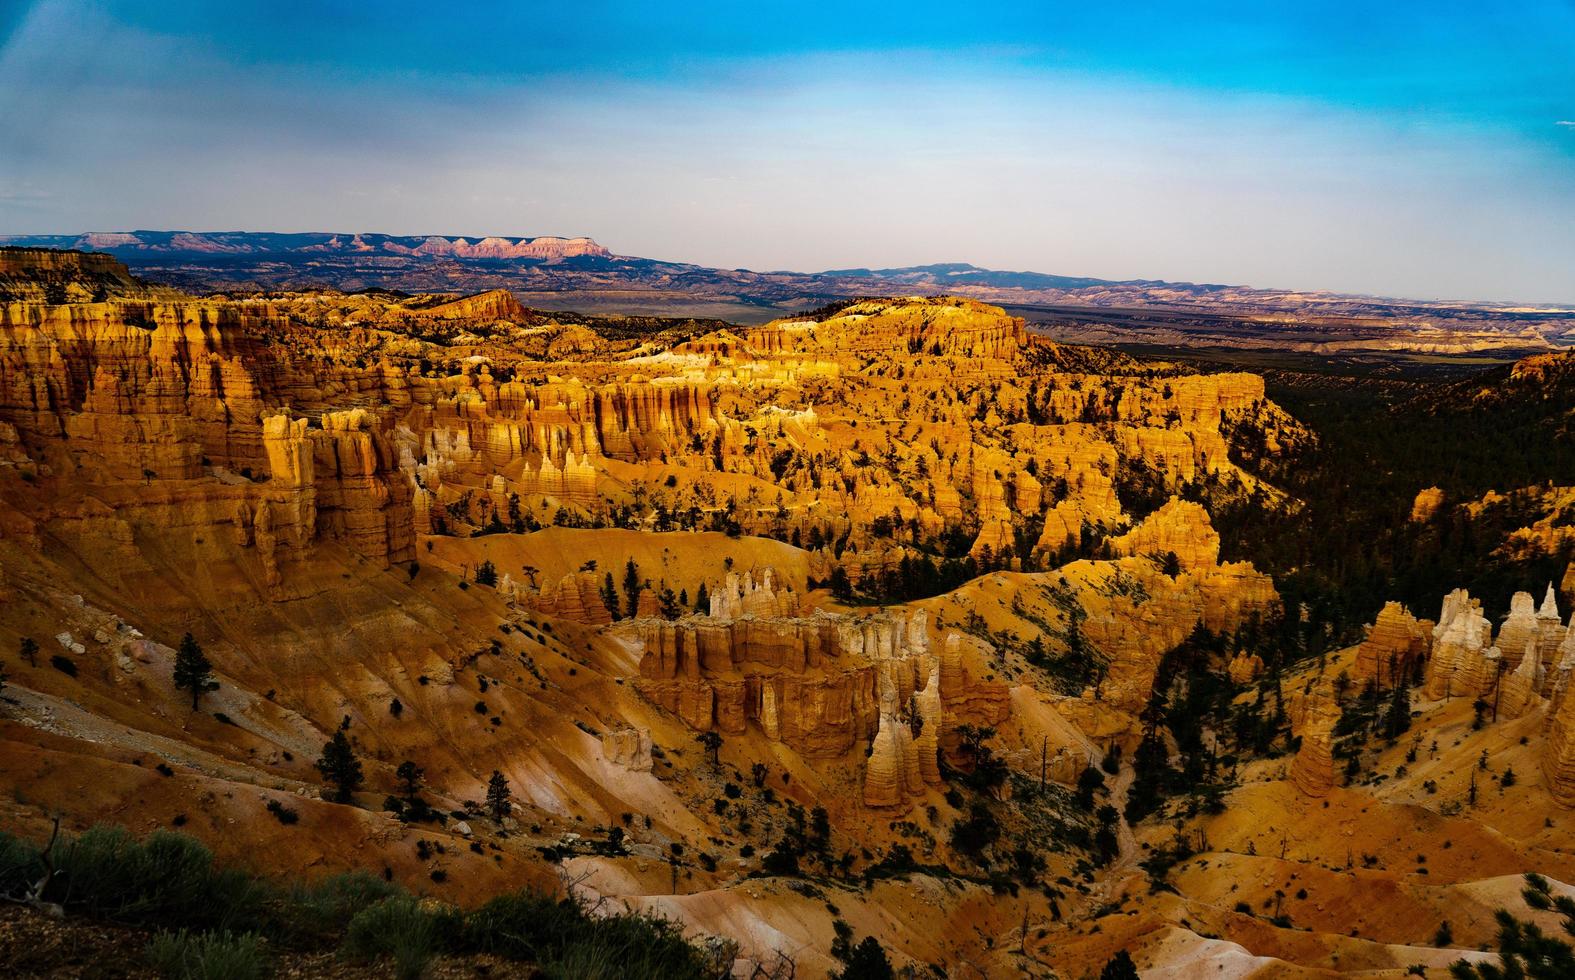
[172,632,216,711]
[486,770,512,822]
[317,726,364,803]
[396,760,424,801]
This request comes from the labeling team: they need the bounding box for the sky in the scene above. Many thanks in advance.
[1,1,1573,303]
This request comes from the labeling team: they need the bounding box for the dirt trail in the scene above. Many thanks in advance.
[1107,763,1138,871]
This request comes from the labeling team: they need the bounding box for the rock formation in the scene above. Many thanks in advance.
[1424,590,1496,700]
[1546,677,1575,807]
[602,727,654,772]
[1290,686,1341,797]
[1497,592,1540,669]
[1409,486,1445,522]
[1353,602,1432,687]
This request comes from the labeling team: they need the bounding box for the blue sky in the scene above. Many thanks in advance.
[1,1,1572,302]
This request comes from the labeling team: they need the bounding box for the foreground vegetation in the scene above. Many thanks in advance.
[0,823,718,979]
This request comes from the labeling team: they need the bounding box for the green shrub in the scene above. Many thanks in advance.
[45,826,264,932]
[0,830,41,897]
[463,890,708,979]
[145,930,267,980]
[281,870,403,941]
[342,895,449,980]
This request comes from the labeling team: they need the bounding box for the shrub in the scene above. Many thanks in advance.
[50,654,78,676]
[145,930,267,980]
[0,830,41,896]
[43,826,264,932]
[463,890,709,978]
[342,895,449,980]
[282,870,402,941]
[265,799,299,825]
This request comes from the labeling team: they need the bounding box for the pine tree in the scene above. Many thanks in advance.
[601,572,621,621]
[658,587,681,620]
[19,636,38,667]
[829,566,853,600]
[623,559,641,619]
[1099,950,1140,980]
[695,581,710,613]
[396,760,423,801]
[317,727,364,803]
[474,559,498,586]
[696,730,722,766]
[486,770,512,822]
[1381,681,1411,740]
[173,632,215,711]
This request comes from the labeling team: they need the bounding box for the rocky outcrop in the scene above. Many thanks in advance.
[1107,498,1221,572]
[1497,592,1540,670]
[531,571,614,626]
[1498,639,1545,720]
[1353,602,1432,687]
[1410,487,1445,522]
[0,247,163,302]
[1545,672,1575,807]
[708,569,799,619]
[1227,652,1265,685]
[1068,520,1279,715]
[311,410,415,565]
[1424,590,1496,700]
[635,605,975,807]
[602,727,654,772]
[864,680,926,808]
[1290,687,1341,797]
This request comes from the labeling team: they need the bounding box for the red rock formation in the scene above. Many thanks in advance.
[1353,602,1432,687]
[1290,686,1341,797]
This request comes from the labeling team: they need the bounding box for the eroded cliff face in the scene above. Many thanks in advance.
[630,582,990,807]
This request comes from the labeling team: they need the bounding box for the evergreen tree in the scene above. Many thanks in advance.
[696,730,722,766]
[395,760,424,801]
[1076,764,1106,808]
[1449,874,1575,977]
[316,727,364,803]
[486,770,512,822]
[658,586,681,620]
[623,559,641,619]
[810,806,832,855]
[474,559,498,586]
[695,581,710,613]
[601,572,621,621]
[19,636,38,667]
[172,632,216,711]
[830,921,895,980]
[1099,950,1140,980]
[1381,681,1411,740]
[829,566,853,601]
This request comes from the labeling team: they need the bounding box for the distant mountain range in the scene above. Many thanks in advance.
[3,230,1571,351]
[3,230,610,261]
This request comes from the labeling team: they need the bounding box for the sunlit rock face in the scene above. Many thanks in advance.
[1353,602,1433,687]
[1290,685,1340,798]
